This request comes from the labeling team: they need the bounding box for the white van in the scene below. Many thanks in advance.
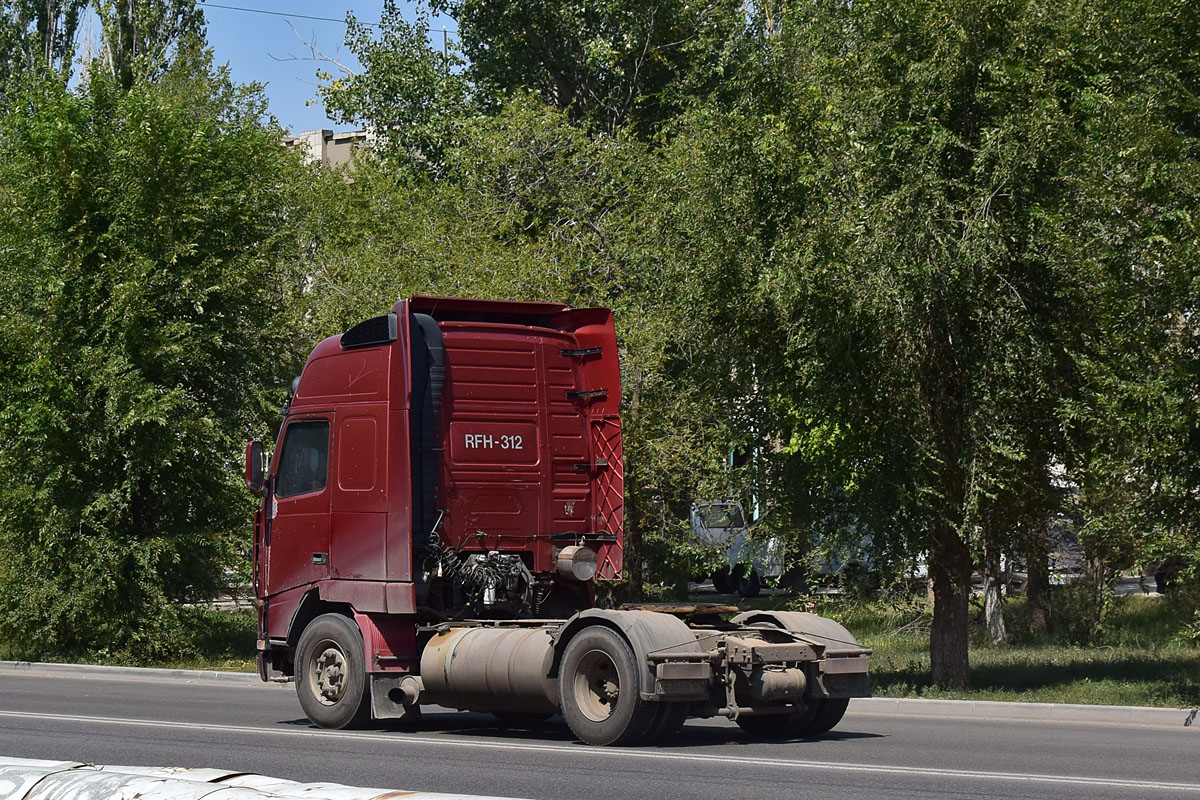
[691,501,784,598]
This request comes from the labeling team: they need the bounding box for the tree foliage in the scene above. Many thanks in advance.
[93,0,205,89]
[0,48,303,658]
[636,0,1200,683]
[293,94,736,596]
[435,0,748,136]
[0,0,87,98]
[1054,0,1200,592]
[318,0,473,171]
[301,0,1199,682]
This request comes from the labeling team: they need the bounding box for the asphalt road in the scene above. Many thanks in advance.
[0,667,1195,800]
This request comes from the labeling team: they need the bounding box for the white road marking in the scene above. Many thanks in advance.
[0,709,1196,793]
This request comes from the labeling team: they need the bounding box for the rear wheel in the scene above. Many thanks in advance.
[559,627,656,746]
[736,703,818,739]
[295,613,372,729]
[800,698,849,736]
[643,702,689,743]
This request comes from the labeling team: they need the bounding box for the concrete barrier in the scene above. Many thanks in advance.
[0,757,528,800]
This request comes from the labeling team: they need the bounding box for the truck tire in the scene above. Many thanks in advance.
[801,698,849,736]
[735,566,761,598]
[643,702,689,744]
[295,613,372,729]
[712,567,734,594]
[558,626,656,746]
[735,703,818,739]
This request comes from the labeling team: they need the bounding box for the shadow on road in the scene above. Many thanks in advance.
[662,724,885,749]
[278,711,885,749]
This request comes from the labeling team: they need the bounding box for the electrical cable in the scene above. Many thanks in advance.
[199,2,378,27]
[199,1,460,33]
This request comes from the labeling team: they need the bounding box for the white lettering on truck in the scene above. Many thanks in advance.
[463,433,524,450]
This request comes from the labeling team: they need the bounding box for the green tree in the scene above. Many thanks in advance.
[1053,0,1200,633]
[652,0,1199,686]
[306,3,761,596]
[431,0,745,136]
[0,49,303,658]
[0,0,87,97]
[94,0,205,89]
[318,0,473,170]
[303,0,1200,660]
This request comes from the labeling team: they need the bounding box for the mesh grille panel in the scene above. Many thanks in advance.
[341,313,398,349]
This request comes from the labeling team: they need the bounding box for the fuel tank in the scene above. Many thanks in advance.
[419,626,560,714]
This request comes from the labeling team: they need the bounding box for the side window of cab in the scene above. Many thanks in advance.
[275,420,330,498]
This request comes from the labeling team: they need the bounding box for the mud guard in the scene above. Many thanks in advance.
[730,610,864,651]
[551,609,703,701]
[731,610,871,700]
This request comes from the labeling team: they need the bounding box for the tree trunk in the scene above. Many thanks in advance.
[920,316,973,689]
[1025,530,1051,635]
[623,506,644,601]
[116,0,137,90]
[38,0,59,66]
[983,541,1007,645]
[929,518,972,689]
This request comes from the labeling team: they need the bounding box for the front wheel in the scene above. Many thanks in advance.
[558,626,656,746]
[712,567,734,594]
[735,566,761,598]
[295,613,372,729]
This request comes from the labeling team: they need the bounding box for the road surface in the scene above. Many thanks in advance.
[0,667,1195,799]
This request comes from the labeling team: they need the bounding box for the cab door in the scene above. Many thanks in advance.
[266,414,333,596]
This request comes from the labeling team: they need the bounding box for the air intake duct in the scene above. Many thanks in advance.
[409,312,445,560]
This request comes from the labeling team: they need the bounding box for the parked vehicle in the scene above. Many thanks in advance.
[246,296,870,745]
[691,501,784,598]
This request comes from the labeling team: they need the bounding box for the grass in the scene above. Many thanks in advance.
[169,607,257,672]
[0,607,259,673]
[791,592,1200,708]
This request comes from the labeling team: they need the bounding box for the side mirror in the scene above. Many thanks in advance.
[245,440,267,495]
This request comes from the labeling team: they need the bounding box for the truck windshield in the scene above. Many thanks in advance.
[696,505,745,529]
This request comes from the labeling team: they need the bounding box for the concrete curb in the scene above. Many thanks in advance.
[5,661,1197,729]
[0,661,260,685]
[854,696,1199,728]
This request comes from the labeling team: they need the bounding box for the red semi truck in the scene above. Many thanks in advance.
[245,296,870,745]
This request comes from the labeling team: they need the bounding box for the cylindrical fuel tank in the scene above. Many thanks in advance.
[743,667,807,705]
[419,626,560,714]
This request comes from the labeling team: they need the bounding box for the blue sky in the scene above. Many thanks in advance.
[199,0,454,134]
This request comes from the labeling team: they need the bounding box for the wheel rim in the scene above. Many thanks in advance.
[572,648,621,722]
[310,639,348,706]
